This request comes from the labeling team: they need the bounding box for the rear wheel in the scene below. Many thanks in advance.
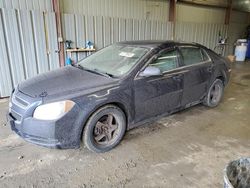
[83,105,126,153]
[203,79,224,107]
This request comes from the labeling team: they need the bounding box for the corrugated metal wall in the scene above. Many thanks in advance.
[176,4,226,23]
[228,23,248,55]
[0,8,59,97]
[62,13,173,62]
[227,11,250,55]
[62,12,228,62]
[61,0,227,24]
[61,0,169,21]
[0,0,52,11]
[175,22,228,53]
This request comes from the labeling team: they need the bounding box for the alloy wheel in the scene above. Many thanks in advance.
[209,83,222,105]
[93,114,119,145]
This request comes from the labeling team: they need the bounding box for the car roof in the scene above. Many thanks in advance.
[116,40,204,49]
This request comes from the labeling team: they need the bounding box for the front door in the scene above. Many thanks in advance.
[133,49,184,123]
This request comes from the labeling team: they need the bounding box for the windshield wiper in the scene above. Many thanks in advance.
[92,68,114,78]
[71,63,83,69]
[73,64,114,78]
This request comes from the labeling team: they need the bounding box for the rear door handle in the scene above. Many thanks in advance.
[207,66,213,72]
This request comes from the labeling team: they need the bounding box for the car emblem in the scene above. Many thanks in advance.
[39,91,48,97]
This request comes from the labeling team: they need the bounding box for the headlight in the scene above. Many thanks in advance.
[33,100,75,120]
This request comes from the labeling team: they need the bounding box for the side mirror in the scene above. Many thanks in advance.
[139,66,161,77]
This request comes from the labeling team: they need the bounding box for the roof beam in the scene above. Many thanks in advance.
[225,0,232,25]
[178,0,227,9]
[169,0,176,22]
[52,0,65,67]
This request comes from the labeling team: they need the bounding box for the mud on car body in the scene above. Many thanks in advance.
[8,40,231,153]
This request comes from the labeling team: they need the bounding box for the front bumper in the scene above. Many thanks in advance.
[9,114,62,148]
[8,89,85,149]
[8,106,84,149]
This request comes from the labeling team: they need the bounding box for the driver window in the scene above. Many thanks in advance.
[149,50,179,73]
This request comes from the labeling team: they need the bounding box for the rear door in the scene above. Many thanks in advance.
[133,48,184,122]
[178,46,213,106]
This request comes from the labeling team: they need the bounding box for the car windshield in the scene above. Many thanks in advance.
[78,44,149,77]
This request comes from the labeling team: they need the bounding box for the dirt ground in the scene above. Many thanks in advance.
[0,62,250,188]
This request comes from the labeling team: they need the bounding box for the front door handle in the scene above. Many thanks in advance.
[172,74,182,81]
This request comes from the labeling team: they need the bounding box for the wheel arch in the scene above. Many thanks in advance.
[214,69,227,86]
[216,75,225,85]
[80,101,129,140]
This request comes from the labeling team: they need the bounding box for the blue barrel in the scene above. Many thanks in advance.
[246,40,250,58]
[66,57,72,65]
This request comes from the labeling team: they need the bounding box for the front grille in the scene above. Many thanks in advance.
[9,90,30,122]
[12,94,30,110]
[14,96,29,107]
[10,110,22,121]
[10,89,40,122]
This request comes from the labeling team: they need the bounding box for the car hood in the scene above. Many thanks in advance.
[18,66,118,100]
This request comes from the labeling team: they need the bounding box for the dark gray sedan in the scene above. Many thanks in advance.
[8,40,230,152]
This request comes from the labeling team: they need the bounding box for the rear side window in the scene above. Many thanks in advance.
[150,50,179,72]
[180,47,203,66]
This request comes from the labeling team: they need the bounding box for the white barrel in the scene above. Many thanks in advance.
[235,44,247,61]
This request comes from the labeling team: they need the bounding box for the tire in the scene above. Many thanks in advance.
[83,105,126,153]
[203,79,224,107]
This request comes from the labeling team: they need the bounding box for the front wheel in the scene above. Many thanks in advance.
[83,105,126,153]
[203,79,224,107]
